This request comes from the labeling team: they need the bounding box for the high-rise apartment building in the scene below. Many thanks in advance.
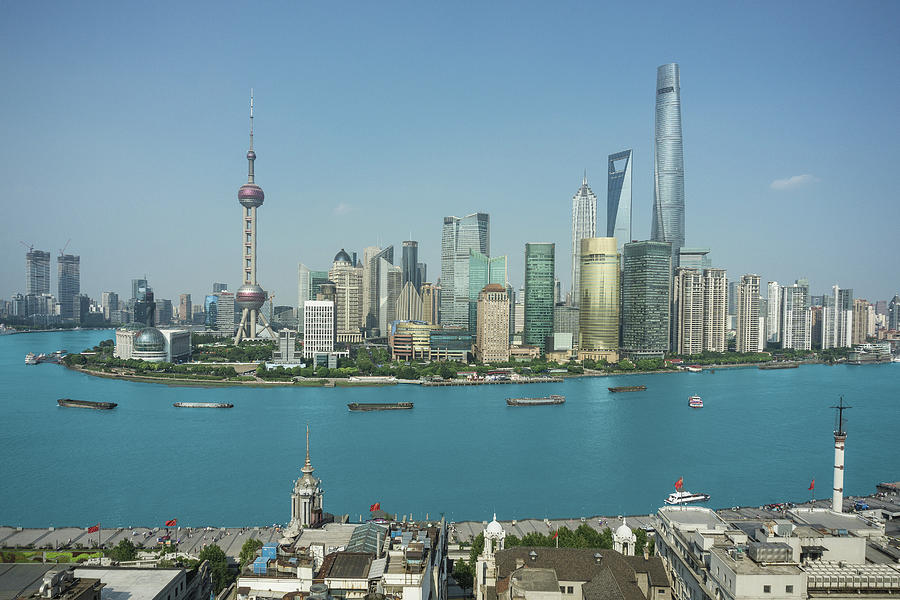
[468,251,507,335]
[702,269,727,352]
[302,300,334,358]
[577,238,618,362]
[852,299,870,346]
[607,150,633,257]
[329,250,363,342]
[570,175,597,304]
[780,280,811,351]
[735,274,761,353]
[822,285,853,348]
[441,213,490,329]
[621,241,671,359]
[57,254,80,321]
[178,294,192,323]
[766,282,781,344]
[26,250,51,296]
[401,241,420,291]
[651,63,685,265]
[475,284,510,363]
[673,268,704,355]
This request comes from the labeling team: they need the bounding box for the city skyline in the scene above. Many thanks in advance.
[1,3,899,305]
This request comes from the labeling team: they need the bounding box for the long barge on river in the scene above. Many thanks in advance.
[608,385,646,393]
[174,402,233,408]
[348,402,414,411]
[57,398,117,410]
[506,394,565,407]
[758,362,800,370]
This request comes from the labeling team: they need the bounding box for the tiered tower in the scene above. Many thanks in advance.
[235,92,276,343]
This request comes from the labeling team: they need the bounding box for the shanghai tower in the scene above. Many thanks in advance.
[651,63,685,266]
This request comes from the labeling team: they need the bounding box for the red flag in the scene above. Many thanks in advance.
[369,502,381,512]
[551,531,558,539]
[165,519,177,527]
[87,524,100,533]
[674,477,683,490]
[808,479,815,491]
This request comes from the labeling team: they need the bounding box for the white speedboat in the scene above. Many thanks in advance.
[665,490,711,505]
[689,395,703,408]
[25,352,38,365]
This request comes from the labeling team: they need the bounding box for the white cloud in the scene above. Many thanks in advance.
[333,202,352,216]
[770,174,819,190]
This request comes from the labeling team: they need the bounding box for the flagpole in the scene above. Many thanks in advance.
[98,522,101,554]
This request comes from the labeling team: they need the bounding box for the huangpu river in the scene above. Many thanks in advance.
[1,329,897,527]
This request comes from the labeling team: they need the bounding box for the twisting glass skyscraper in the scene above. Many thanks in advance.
[570,174,596,305]
[607,150,632,257]
[651,63,685,265]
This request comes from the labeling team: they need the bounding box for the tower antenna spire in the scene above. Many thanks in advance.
[249,89,254,152]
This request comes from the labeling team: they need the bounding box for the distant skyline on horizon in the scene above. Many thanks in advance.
[2,2,898,305]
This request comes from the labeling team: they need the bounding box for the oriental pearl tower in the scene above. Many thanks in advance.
[234,92,276,344]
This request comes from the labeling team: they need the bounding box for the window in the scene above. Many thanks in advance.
[764,586,771,593]
[786,586,793,593]
[567,588,574,594]
[559,587,565,594]
[657,590,665,595]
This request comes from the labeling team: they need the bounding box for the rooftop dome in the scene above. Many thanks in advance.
[485,513,505,538]
[333,249,352,264]
[615,518,634,540]
[134,327,165,353]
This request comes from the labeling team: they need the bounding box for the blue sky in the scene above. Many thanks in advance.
[2,1,898,306]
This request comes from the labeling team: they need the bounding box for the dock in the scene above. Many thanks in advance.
[422,376,563,387]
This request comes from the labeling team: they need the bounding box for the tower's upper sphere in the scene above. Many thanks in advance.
[239,183,265,208]
[236,283,266,310]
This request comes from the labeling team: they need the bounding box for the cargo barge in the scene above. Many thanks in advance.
[608,385,646,393]
[57,398,117,410]
[506,394,565,406]
[758,362,799,370]
[173,402,234,408]
[348,402,413,411]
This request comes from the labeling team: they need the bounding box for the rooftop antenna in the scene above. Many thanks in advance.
[249,89,254,152]
[831,396,851,436]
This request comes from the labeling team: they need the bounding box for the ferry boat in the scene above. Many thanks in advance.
[348,402,414,411]
[759,362,799,370]
[58,398,117,410]
[506,394,565,406]
[688,395,703,408]
[173,402,233,408]
[25,352,38,365]
[665,490,711,505]
[608,385,647,393]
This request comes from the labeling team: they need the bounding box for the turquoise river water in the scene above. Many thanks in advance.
[1,329,897,527]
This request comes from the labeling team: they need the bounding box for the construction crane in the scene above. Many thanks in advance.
[59,239,71,257]
[19,241,35,253]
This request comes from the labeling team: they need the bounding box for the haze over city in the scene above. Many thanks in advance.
[1,1,898,303]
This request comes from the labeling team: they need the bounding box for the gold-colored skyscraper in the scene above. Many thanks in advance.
[577,237,619,362]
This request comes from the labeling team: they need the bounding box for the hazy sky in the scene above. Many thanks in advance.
[2,1,898,307]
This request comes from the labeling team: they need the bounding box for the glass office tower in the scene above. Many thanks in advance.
[441,213,490,329]
[524,243,555,352]
[651,63,685,266]
[621,241,671,358]
[468,251,507,336]
[578,238,619,362]
[571,174,597,305]
[607,150,633,257]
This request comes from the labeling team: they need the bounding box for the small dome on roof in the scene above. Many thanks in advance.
[485,514,505,538]
[333,249,352,264]
[615,518,635,540]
